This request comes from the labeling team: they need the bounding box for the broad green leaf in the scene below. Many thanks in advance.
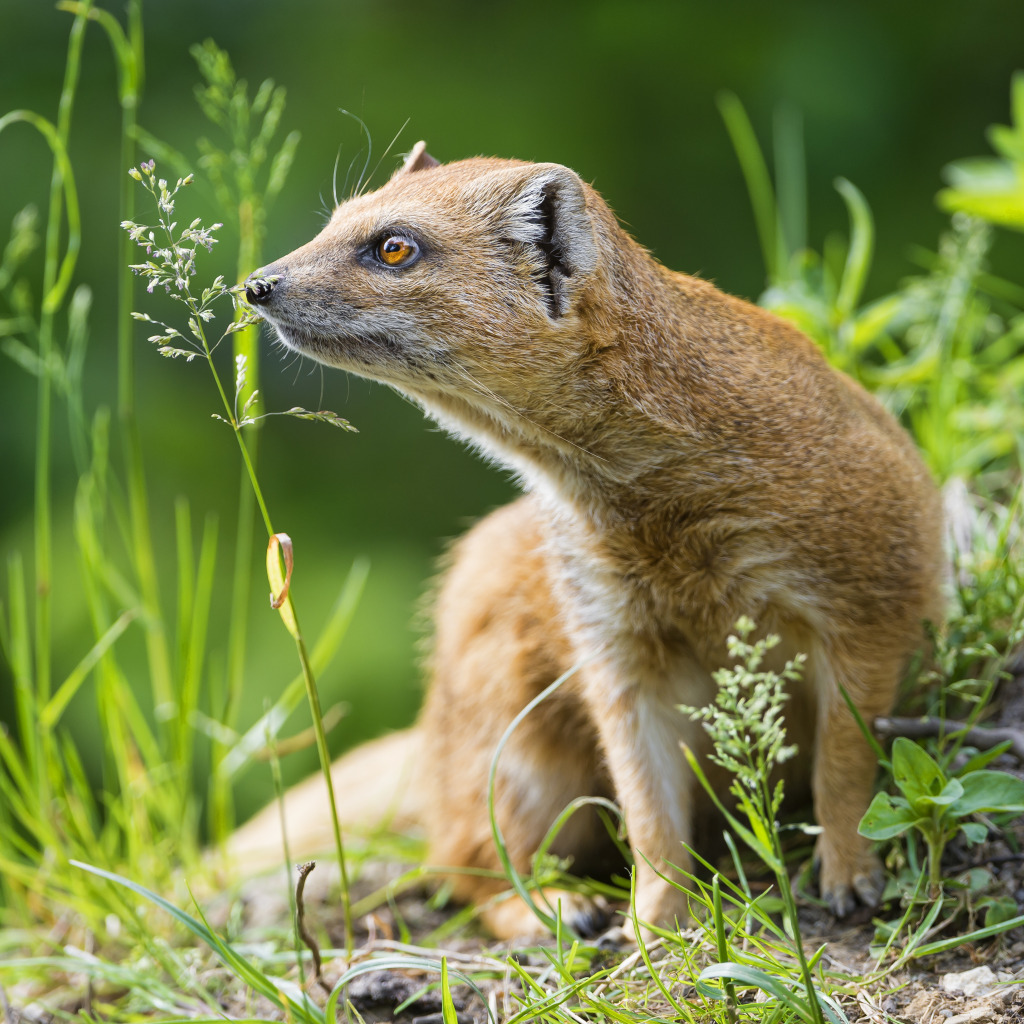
[858,791,920,840]
[697,962,848,1023]
[953,770,1024,815]
[915,776,963,809]
[960,821,988,845]
[981,896,1020,928]
[892,737,947,810]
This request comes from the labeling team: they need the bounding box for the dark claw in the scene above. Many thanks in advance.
[594,923,631,949]
[569,895,610,937]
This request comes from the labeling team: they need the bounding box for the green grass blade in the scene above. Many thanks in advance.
[70,861,324,1023]
[219,557,368,778]
[440,958,459,1024]
[774,102,806,264]
[40,608,136,728]
[3,553,36,779]
[718,91,779,280]
[178,510,218,779]
[914,911,1024,956]
[834,177,874,319]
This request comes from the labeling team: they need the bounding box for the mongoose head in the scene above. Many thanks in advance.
[246,143,613,463]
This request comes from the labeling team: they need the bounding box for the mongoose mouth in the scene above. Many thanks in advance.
[267,318,400,369]
[262,313,445,398]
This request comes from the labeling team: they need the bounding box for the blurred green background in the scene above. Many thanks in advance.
[1,0,1022,824]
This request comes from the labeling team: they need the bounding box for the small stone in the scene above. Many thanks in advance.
[940,966,998,998]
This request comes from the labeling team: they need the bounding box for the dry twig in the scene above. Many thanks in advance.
[874,716,1024,761]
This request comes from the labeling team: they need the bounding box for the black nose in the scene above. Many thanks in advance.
[245,274,276,305]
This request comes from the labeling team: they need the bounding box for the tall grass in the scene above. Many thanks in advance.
[719,90,1024,490]
[0,3,361,953]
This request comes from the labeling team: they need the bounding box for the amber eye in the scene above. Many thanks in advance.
[377,235,420,267]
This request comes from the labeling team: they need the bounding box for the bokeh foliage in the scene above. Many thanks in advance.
[2,0,1024,826]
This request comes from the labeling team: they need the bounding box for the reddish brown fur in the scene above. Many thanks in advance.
[236,145,946,939]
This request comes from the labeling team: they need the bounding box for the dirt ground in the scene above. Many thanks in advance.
[16,671,1021,1023]
[226,668,1024,1024]
[228,850,1024,1024]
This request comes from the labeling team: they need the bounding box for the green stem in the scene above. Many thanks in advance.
[213,196,260,843]
[712,875,739,1024]
[775,855,824,1024]
[294,629,354,954]
[33,0,92,796]
[760,764,823,1024]
[144,164,355,948]
[118,11,174,735]
[195,321,354,949]
[926,831,945,902]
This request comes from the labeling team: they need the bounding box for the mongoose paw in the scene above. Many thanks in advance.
[565,894,611,937]
[480,890,608,940]
[851,862,887,908]
[594,923,632,949]
[816,847,885,918]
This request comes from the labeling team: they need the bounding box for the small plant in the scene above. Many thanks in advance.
[680,618,842,1024]
[859,736,1024,900]
[939,69,1024,232]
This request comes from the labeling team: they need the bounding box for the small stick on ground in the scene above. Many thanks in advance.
[296,861,330,994]
[874,716,1024,761]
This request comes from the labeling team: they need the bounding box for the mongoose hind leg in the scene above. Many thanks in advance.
[811,645,914,915]
[420,498,617,939]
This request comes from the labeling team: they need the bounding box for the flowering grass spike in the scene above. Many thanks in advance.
[122,161,353,433]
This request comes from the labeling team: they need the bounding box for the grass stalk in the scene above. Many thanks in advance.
[126,165,356,947]
[32,0,91,800]
[214,195,262,845]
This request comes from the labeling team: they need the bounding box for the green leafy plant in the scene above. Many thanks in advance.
[859,736,1024,900]
[940,69,1024,232]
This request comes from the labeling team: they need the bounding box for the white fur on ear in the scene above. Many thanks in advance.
[493,164,599,317]
[394,140,440,177]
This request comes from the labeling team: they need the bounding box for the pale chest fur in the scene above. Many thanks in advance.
[539,492,814,680]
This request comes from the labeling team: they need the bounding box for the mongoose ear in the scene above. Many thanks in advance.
[498,165,599,318]
[393,140,440,177]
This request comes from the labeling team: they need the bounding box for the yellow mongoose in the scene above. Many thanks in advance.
[236,142,945,939]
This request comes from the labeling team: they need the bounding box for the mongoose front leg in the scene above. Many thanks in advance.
[582,656,713,936]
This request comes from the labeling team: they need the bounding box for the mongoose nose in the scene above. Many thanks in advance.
[245,274,275,306]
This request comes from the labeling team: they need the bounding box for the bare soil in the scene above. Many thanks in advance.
[223,667,1024,1022]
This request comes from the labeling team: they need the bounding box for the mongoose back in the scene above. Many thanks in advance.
[240,141,945,939]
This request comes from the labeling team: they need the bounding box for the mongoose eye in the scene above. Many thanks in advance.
[376,235,420,268]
